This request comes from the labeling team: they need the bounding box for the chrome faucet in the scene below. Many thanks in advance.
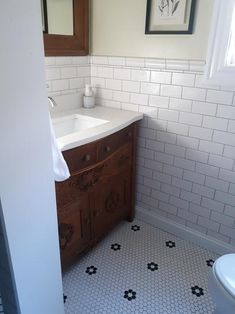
[48,96,57,108]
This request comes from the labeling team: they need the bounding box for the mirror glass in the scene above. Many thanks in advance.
[41,0,74,36]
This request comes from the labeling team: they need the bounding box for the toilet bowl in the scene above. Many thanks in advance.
[209,253,235,314]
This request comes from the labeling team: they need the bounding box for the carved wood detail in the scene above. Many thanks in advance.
[118,154,130,167]
[105,190,121,212]
[59,223,74,250]
[76,164,105,191]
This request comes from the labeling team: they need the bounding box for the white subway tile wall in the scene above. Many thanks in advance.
[90,55,235,246]
[45,56,90,111]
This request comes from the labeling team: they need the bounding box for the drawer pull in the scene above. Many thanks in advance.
[128,131,132,138]
[104,146,111,153]
[83,154,91,162]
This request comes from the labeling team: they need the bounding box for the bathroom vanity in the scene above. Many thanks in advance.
[53,107,142,270]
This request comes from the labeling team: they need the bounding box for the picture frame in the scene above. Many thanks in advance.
[145,0,196,34]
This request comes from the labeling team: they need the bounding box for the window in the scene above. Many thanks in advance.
[227,7,235,66]
[205,0,235,85]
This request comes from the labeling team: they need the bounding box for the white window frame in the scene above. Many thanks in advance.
[205,0,235,86]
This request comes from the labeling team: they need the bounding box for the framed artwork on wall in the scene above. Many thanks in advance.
[145,0,196,34]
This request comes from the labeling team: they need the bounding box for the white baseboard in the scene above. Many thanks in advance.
[135,206,235,255]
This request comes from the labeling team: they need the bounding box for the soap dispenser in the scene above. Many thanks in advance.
[83,84,95,108]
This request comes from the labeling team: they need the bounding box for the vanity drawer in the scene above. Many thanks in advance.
[101,143,132,178]
[97,124,133,161]
[63,142,97,174]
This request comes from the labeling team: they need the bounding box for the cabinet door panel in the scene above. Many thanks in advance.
[56,169,103,208]
[92,172,131,239]
[58,196,90,269]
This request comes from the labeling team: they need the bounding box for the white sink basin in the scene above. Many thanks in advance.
[51,107,143,151]
[52,114,109,138]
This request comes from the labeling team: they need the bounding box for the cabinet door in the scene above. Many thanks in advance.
[92,171,131,240]
[57,195,90,270]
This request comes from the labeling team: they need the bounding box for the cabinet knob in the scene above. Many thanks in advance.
[128,131,132,138]
[104,146,111,153]
[84,154,91,162]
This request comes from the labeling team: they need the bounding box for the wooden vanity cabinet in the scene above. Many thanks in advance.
[57,195,91,268]
[55,123,137,270]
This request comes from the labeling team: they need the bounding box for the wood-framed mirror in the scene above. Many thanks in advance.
[42,0,89,56]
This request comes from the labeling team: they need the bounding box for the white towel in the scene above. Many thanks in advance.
[49,115,70,182]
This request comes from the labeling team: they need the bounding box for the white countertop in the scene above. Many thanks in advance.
[51,106,143,151]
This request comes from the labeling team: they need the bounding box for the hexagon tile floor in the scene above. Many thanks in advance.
[63,219,219,314]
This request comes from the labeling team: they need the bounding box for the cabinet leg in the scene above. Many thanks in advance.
[127,211,135,222]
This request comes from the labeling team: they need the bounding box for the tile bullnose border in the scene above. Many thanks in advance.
[91,55,206,73]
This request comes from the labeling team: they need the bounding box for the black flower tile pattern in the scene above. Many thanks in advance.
[131,225,140,232]
[85,266,97,275]
[191,286,204,297]
[147,262,158,271]
[111,243,121,251]
[166,240,176,248]
[206,259,214,267]
[124,289,136,301]
[63,219,218,314]
[63,294,67,304]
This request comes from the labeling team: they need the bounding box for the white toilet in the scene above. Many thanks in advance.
[209,253,235,313]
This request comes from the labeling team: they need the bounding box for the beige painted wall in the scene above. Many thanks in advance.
[91,0,213,60]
